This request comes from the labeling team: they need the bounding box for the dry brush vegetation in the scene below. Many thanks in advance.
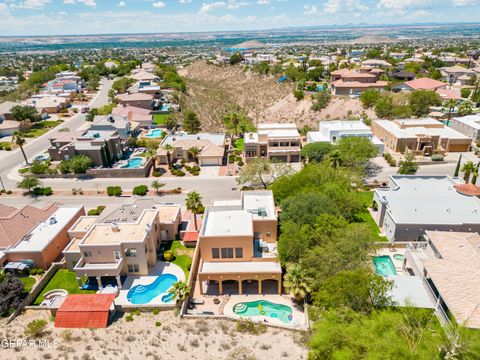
[178,61,377,132]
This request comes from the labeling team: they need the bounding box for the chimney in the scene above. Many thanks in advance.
[111,223,120,232]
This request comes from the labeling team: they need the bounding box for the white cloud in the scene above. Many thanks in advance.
[153,1,166,8]
[117,1,126,7]
[11,0,51,9]
[377,0,432,10]
[63,0,97,8]
[303,4,318,15]
[324,0,367,14]
[257,0,270,4]
[199,0,249,13]
[179,0,192,3]
[452,0,478,5]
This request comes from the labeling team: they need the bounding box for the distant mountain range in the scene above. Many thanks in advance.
[0,22,478,53]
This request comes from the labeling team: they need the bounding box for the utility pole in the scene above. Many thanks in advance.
[0,175,5,192]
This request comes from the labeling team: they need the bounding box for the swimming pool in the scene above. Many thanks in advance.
[127,274,178,304]
[233,300,293,324]
[121,157,144,168]
[145,129,165,138]
[373,256,397,276]
[161,104,171,112]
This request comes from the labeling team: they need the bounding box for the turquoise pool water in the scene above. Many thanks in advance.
[121,157,144,168]
[373,256,397,276]
[145,129,165,138]
[233,300,293,324]
[127,274,178,304]
[161,104,171,112]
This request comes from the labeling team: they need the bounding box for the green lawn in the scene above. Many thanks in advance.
[235,138,244,151]
[164,240,193,279]
[154,114,170,125]
[33,269,95,305]
[19,276,36,292]
[23,120,62,138]
[356,191,388,242]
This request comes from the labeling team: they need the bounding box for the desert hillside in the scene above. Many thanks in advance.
[178,61,376,132]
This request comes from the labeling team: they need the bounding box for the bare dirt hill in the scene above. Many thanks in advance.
[178,61,377,132]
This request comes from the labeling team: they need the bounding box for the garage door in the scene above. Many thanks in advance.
[270,156,288,162]
[200,157,221,166]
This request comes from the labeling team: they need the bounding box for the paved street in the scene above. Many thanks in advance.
[1,78,114,187]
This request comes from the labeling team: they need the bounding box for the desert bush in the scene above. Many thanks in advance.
[431,154,444,161]
[125,314,134,322]
[155,321,161,327]
[25,319,48,337]
[235,319,266,335]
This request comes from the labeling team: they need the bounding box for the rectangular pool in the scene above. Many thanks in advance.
[373,255,397,276]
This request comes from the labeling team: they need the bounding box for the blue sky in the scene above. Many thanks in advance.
[0,0,479,36]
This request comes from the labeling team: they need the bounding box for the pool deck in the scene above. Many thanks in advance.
[115,261,185,306]
[223,294,306,329]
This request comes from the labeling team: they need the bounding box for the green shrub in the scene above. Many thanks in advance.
[155,321,161,327]
[107,186,123,197]
[163,250,175,261]
[36,268,45,275]
[431,154,444,161]
[153,171,163,177]
[87,209,99,216]
[228,154,236,164]
[237,160,244,166]
[6,190,12,194]
[32,187,53,196]
[125,314,134,322]
[30,269,37,275]
[152,309,160,315]
[132,185,148,196]
[97,205,105,213]
[25,319,48,337]
[4,146,11,151]
[461,88,472,99]
[30,161,49,174]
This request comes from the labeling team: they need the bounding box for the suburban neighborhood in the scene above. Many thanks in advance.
[1,9,480,360]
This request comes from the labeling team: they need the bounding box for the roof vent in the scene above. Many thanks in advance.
[111,223,120,232]
[145,224,152,233]
[108,115,114,123]
[49,216,57,225]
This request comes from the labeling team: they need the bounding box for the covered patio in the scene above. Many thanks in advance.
[198,261,282,295]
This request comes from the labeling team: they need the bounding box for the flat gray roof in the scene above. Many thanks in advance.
[242,191,276,220]
[203,209,253,237]
[453,114,480,130]
[387,275,434,308]
[375,176,480,224]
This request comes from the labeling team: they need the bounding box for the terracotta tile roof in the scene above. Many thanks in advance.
[422,231,480,329]
[332,80,388,88]
[402,78,447,90]
[0,204,17,217]
[437,88,462,101]
[0,203,59,249]
[55,294,115,328]
[183,231,199,243]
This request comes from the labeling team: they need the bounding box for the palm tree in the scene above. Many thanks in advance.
[461,161,476,183]
[186,191,203,231]
[471,166,478,185]
[188,146,200,165]
[230,112,240,137]
[283,263,311,302]
[151,180,165,195]
[168,281,190,306]
[328,150,342,169]
[13,131,29,165]
[458,101,473,116]
[145,148,157,172]
[445,99,456,126]
[163,144,174,167]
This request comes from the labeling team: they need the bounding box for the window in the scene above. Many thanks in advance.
[125,248,137,257]
[113,251,121,260]
[83,251,92,257]
[127,264,139,273]
[235,248,243,258]
[266,232,271,237]
[221,248,234,258]
[212,248,220,259]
